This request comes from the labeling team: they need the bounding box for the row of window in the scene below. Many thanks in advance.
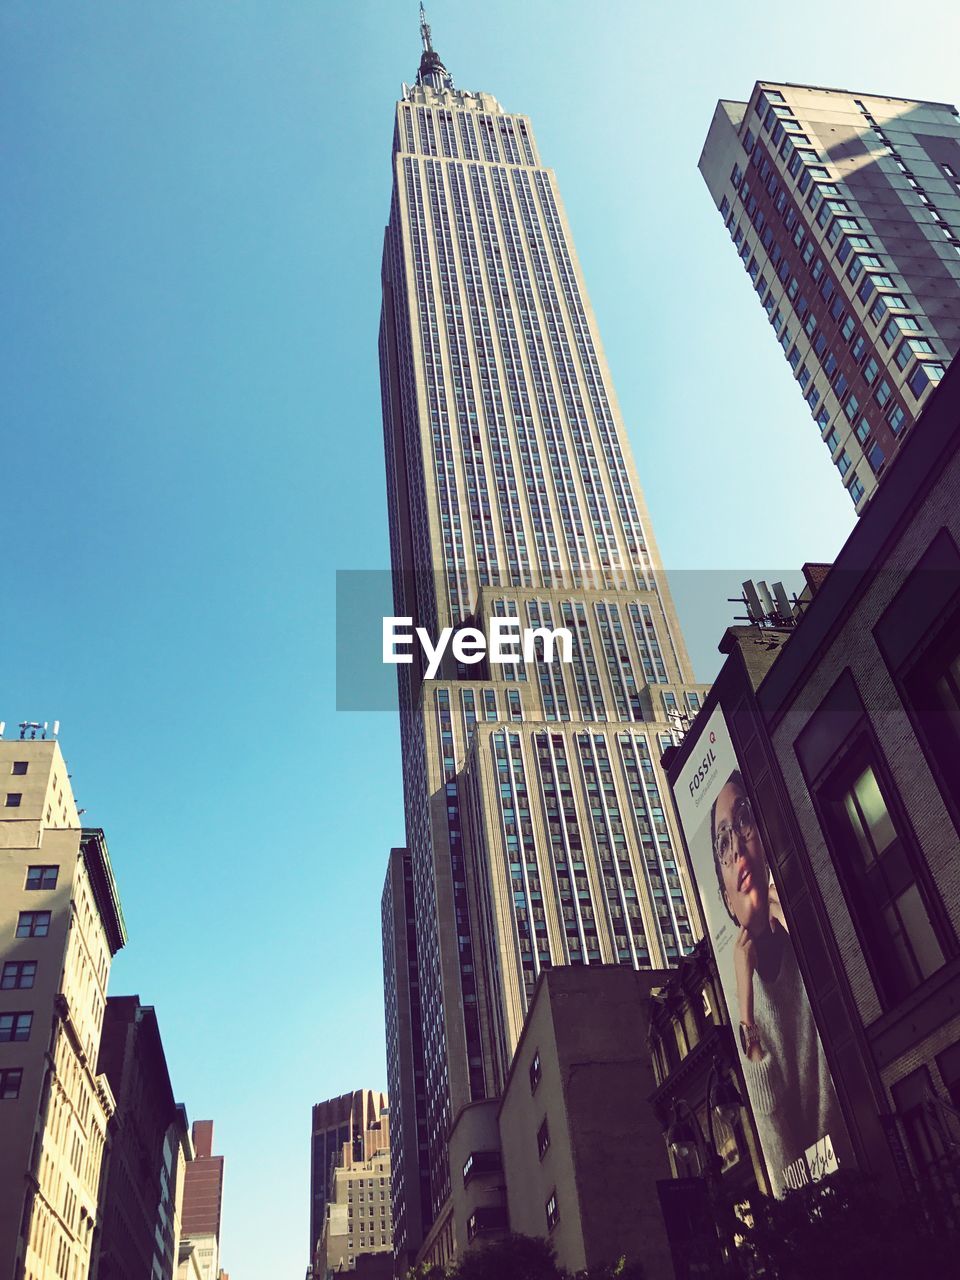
[723,118,945,503]
[854,99,960,250]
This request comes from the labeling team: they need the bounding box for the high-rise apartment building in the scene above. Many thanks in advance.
[0,738,127,1280]
[378,11,705,1261]
[310,1091,390,1270]
[699,82,960,511]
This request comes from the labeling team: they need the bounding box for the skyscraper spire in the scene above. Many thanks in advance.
[419,2,433,53]
[415,2,454,92]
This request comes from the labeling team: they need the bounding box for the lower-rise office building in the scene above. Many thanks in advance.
[89,997,190,1280]
[310,1090,390,1270]
[417,965,713,1277]
[313,1098,392,1278]
[181,1120,226,1280]
[0,739,127,1280]
[664,358,960,1215]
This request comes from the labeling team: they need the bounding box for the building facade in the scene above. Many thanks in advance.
[498,966,677,1278]
[381,849,429,1275]
[180,1120,225,1280]
[700,82,960,511]
[0,739,127,1280]
[663,357,960,1224]
[310,1090,390,1269]
[378,15,708,1261]
[89,997,190,1280]
[646,940,770,1200]
[314,1123,392,1278]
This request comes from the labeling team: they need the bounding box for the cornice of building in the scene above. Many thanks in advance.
[80,827,128,955]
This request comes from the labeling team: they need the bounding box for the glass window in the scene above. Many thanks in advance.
[888,404,906,435]
[15,912,50,939]
[0,1013,33,1043]
[1,962,37,991]
[0,1069,23,1101]
[537,1118,550,1160]
[868,442,886,474]
[25,866,58,891]
[908,364,946,398]
[824,757,945,1005]
[545,1191,559,1230]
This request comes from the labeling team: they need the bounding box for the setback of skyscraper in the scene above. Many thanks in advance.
[699,82,960,512]
[378,13,707,1267]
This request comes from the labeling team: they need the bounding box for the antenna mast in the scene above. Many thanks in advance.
[420,3,434,53]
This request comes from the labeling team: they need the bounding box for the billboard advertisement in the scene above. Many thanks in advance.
[673,705,851,1196]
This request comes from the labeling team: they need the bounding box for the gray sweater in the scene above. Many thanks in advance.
[743,922,843,1196]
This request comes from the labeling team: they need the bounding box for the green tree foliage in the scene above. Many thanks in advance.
[450,1234,561,1280]
[744,1169,957,1280]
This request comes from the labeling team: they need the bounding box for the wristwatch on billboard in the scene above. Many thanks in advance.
[739,1021,763,1055]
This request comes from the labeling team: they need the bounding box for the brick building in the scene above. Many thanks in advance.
[664,359,960,1215]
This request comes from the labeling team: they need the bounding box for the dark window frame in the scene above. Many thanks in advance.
[805,725,950,1010]
[25,866,58,892]
[529,1049,541,1094]
[537,1116,551,1161]
[545,1189,559,1231]
[15,911,51,939]
[0,1012,33,1043]
[0,961,37,991]
[0,1067,23,1100]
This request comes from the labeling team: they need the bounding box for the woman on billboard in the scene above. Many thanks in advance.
[711,770,843,1194]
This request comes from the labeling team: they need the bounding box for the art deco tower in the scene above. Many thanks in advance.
[379,10,705,1261]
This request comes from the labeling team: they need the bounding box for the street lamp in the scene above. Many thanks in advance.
[667,1056,744,1182]
[666,1058,744,1267]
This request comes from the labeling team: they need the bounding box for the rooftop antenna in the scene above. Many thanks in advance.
[420,2,433,53]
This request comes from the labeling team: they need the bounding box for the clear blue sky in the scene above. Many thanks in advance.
[3,2,957,1275]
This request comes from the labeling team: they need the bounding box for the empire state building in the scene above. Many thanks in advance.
[379,10,705,1266]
